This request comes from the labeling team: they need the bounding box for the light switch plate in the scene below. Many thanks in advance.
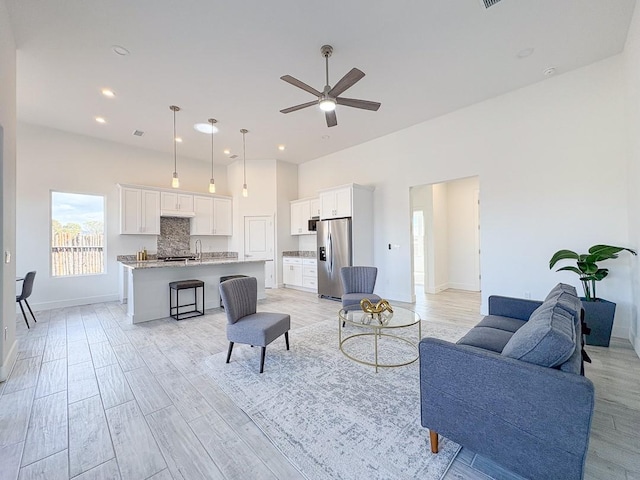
[4,250,10,263]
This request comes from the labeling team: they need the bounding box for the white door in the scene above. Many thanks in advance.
[244,216,275,288]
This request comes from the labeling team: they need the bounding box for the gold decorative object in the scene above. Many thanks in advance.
[360,298,393,315]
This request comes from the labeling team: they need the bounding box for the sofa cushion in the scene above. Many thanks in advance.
[546,283,577,299]
[476,315,527,333]
[456,326,514,353]
[501,302,575,367]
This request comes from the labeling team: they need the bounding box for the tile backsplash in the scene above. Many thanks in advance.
[157,217,190,256]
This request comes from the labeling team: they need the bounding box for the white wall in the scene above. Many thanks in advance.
[623,2,640,356]
[299,55,633,338]
[275,161,299,286]
[16,123,230,310]
[0,0,17,381]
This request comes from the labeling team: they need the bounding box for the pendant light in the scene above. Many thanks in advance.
[170,105,181,188]
[240,128,249,197]
[208,118,218,193]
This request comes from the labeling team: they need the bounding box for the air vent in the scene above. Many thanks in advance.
[229,154,238,159]
[479,0,502,8]
[132,130,144,137]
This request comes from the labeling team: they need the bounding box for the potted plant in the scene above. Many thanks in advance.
[549,244,636,346]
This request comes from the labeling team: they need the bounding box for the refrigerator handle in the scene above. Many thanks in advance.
[328,233,333,274]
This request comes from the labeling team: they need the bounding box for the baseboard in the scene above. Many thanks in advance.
[28,294,120,311]
[447,282,480,292]
[611,324,630,340]
[630,329,640,359]
[0,339,17,382]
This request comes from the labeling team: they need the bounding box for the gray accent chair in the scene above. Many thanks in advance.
[340,266,381,311]
[16,271,37,328]
[419,284,594,480]
[219,276,290,373]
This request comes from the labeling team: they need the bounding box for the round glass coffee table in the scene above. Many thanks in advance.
[338,306,421,372]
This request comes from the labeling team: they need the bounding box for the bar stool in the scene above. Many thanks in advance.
[169,279,205,320]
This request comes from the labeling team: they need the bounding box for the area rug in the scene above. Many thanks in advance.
[206,319,469,480]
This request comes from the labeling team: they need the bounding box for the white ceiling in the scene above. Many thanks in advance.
[6,0,637,166]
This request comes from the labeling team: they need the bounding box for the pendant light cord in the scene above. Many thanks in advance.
[210,121,214,178]
[242,130,247,184]
[173,108,177,173]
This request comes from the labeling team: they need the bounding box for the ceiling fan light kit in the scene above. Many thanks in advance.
[280,44,381,127]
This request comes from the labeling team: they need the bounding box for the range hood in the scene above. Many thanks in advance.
[160,210,195,218]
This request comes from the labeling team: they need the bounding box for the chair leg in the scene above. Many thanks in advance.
[429,430,439,454]
[226,342,234,363]
[285,331,290,350]
[18,301,30,329]
[24,299,37,323]
[259,346,266,373]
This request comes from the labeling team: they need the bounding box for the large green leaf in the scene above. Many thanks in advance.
[577,260,598,275]
[549,250,579,269]
[556,266,583,275]
[592,269,609,281]
[588,244,637,260]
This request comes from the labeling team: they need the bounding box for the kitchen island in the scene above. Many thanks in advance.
[119,258,266,323]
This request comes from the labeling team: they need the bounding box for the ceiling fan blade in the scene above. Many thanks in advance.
[328,68,365,97]
[336,97,381,111]
[325,110,337,128]
[280,101,318,114]
[280,75,322,97]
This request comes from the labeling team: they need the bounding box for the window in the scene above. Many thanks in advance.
[51,191,105,277]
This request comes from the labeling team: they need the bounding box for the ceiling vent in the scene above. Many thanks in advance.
[479,0,502,8]
[229,154,238,159]
[132,130,144,137]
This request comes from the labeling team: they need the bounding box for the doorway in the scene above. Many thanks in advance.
[410,176,481,296]
[244,215,275,288]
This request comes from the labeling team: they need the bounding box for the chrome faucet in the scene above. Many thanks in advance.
[195,239,202,262]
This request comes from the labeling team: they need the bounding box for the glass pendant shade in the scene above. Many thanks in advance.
[172,172,180,189]
[242,183,248,197]
[209,179,216,193]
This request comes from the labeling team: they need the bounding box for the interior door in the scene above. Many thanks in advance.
[244,216,275,288]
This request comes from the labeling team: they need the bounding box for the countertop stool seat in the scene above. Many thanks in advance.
[169,279,205,320]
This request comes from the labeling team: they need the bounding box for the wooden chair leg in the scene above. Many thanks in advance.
[429,430,439,454]
[24,299,37,323]
[285,332,290,350]
[18,301,30,329]
[260,346,266,373]
[226,342,234,363]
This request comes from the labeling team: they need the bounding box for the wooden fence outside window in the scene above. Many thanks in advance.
[51,232,104,276]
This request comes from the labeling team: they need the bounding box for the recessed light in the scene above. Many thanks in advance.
[194,123,219,134]
[95,116,106,124]
[112,45,130,56]
[278,145,286,151]
[175,137,183,143]
[517,48,534,59]
[543,67,557,77]
[132,130,144,137]
[101,88,116,98]
[223,149,231,155]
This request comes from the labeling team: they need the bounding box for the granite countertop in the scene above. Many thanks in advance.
[282,251,316,258]
[120,258,265,269]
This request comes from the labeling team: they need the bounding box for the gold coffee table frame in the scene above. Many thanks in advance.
[338,306,421,372]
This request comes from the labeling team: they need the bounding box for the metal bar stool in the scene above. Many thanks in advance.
[169,279,205,320]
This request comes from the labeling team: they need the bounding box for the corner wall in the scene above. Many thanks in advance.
[0,0,17,381]
[623,1,640,356]
[299,55,633,339]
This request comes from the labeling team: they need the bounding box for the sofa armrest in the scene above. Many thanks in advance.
[488,295,542,320]
[420,337,594,480]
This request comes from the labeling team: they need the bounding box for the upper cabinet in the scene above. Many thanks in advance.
[119,186,160,235]
[160,192,195,217]
[213,197,233,236]
[320,186,352,219]
[309,198,320,218]
[290,200,311,235]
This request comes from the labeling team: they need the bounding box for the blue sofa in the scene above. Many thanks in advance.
[419,284,595,480]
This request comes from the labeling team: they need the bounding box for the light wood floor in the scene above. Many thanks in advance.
[0,288,638,480]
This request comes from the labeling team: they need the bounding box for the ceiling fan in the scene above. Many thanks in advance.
[280,45,381,128]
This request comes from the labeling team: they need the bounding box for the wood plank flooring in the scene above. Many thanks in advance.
[0,287,638,479]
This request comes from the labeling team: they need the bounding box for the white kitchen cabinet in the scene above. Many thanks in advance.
[213,197,232,235]
[320,186,352,219]
[309,198,320,218]
[283,257,303,286]
[191,195,214,235]
[290,200,311,235]
[120,187,160,235]
[160,192,194,216]
[302,258,317,291]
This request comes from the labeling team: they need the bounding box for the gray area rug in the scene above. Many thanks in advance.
[206,318,470,480]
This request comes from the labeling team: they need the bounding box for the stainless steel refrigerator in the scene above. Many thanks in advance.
[317,217,352,299]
